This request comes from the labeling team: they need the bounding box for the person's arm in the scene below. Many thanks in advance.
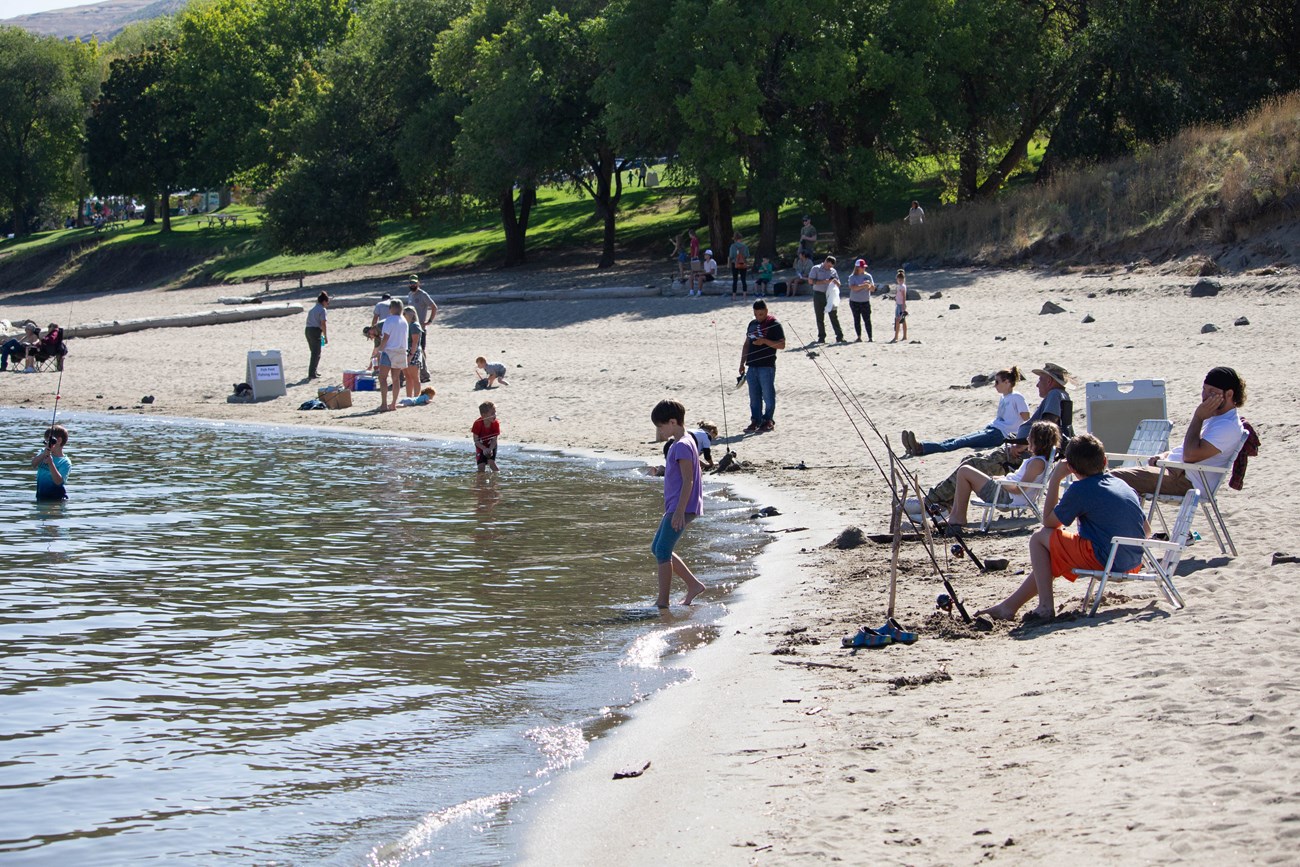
[46,455,64,486]
[426,297,438,324]
[1042,462,1073,528]
[30,447,50,469]
[321,310,328,344]
[739,335,750,373]
[672,456,694,530]
[1178,393,1227,463]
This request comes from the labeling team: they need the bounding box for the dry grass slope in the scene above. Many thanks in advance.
[860,92,1300,269]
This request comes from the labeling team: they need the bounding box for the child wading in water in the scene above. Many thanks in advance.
[650,399,707,608]
[472,401,500,472]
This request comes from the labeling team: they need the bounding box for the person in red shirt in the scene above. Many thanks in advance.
[472,401,501,472]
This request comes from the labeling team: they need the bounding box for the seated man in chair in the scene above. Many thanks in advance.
[1111,366,1245,497]
[31,322,67,371]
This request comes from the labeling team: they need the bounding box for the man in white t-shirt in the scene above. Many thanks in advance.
[377,299,409,412]
[1112,366,1246,496]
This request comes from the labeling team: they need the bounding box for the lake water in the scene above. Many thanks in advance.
[0,411,763,865]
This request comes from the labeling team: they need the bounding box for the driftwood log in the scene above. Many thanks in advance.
[65,303,304,338]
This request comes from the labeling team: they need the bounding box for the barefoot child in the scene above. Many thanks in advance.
[890,269,908,343]
[476,356,509,387]
[472,401,500,472]
[976,433,1148,624]
[650,399,707,608]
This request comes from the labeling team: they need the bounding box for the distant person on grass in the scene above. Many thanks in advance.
[976,433,1148,625]
[650,399,707,608]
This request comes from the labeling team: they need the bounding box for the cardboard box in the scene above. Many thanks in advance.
[318,388,352,409]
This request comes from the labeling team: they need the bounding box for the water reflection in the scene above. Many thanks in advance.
[0,411,762,865]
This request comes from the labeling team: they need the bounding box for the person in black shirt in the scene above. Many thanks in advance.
[739,300,786,433]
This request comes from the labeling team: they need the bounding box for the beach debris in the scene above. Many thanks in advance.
[1189,279,1221,297]
[949,303,960,310]
[970,373,992,386]
[714,450,740,473]
[936,593,953,614]
[1087,292,1098,298]
[930,291,943,299]
[1234,316,1250,326]
[140,395,155,404]
[1082,314,1096,323]
[778,658,854,671]
[783,698,802,703]
[1187,256,1222,276]
[1201,323,1220,333]
[995,335,1006,341]
[829,526,867,549]
[1039,301,1066,314]
[783,460,808,470]
[1271,552,1300,565]
[886,670,951,690]
[612,761,651,780]
[750,505,782,519]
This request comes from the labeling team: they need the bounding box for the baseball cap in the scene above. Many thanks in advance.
[855,258,867,267]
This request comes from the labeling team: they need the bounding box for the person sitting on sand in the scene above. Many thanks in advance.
[1110,366,1246,497]
[649,421,719,476]
[944,421,1058,531]
[976,433,1147,625]
[902,366,1030,457]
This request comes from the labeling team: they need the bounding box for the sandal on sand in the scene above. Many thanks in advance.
[875,618,919,645]
[842,628,892,649]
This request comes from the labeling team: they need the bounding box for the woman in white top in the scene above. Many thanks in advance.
[903,366,1031,457]
[946,421,1060,529]
[890,269,908,342]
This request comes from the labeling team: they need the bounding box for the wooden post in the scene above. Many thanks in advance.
[887,457,904,619]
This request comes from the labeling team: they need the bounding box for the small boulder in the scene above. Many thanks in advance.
[1201,323,1220,333]
[1234,316,1250,326]
[830,526,868,550]
[1082,314,1095,323]
[1087,292,1097,299]
[1189,279,1221,297]
[949,303,960,310]
[930,291,943,300]
[141,395,155,404]
[1040,301,1066,315]
[906,288,922,301]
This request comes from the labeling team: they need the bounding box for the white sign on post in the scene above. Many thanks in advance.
[246,350,286,400]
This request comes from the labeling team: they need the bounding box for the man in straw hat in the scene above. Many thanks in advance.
[911,361,1076,513]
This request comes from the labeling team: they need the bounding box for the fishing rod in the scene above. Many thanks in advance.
[709,319,732,444]
[48,301,72,428]
[781,317,978,623]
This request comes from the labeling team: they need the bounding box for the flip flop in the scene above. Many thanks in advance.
[842,628,892,649]
[875,618,919,645]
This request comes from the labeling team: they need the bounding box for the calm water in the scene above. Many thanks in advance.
[0,411,762,865]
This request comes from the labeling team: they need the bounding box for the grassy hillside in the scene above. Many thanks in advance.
[859,92,1300,269]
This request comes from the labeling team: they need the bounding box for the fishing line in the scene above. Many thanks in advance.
[49,301,73,428]
[709,319,733,445]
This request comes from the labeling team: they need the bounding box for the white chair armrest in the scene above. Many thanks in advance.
[1155,459,1227,476]
[1106,452,1155,464]
[1111,535,1181,552]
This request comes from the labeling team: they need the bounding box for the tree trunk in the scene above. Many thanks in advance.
[143,198,156,226]
[758,205,779,262]
[585,149,623,269]
[219,186,232,209]
[702,183,734,255]
[828,203,872,250]
[499,184,536,267]
[160,190,171,233]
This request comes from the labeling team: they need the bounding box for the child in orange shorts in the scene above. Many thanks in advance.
[977,433,1148,624]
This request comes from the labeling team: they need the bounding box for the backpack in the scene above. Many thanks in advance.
[734,248,747,268]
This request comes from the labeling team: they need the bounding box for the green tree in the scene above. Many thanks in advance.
[0,27,98,236]
[87,42,194,233]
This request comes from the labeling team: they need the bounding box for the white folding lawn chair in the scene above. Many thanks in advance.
[1076,489,1200,617]
[1085,380,1167,454]
[971,451,1057,532]
[1146,428,1249,558]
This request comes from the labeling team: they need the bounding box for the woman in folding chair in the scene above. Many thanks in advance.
[943,421,1059,533]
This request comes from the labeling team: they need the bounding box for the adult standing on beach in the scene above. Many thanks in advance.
[727,232,750,300]
[907,201,925,225]
[406,276,437,382]
[799,215,817,257]
[378,299,408,412]
[739,299,786,433]
[304,292,329,380]
[371,293,392,329]
[809,255,845,344]
[846,258,874,342]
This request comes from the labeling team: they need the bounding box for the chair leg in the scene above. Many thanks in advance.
[1088,574,1110,617]
[1202,496,1236,558]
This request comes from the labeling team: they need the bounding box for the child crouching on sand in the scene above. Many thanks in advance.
[476,356,509,388]
[650,399,706,608]
[472,401,500,472]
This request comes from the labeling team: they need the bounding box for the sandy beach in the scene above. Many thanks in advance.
[3,258,1298,863]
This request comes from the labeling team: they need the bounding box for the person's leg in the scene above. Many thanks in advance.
[305,327,321,379]
[892,311,901,342]
[378,365,391,408]
[813,291,827,341]
[731,268,739,299]
[1111,466,1191,496]
[651,513,682,607]
[902,312,908,340]
[405,365,419,397]
[919,425,1006,456]
[420,329,429,376]
[672,552,706,604]
[949,465,993,525]
[850,301,863,339]
[0,338,15,370]
[747,370,762,429]
[864,301,872,341]
[977,525,1055,620]
[756,366,777,425]
[739,268,748,298]
[828,305,844,341]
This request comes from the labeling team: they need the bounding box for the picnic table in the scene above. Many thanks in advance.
[205,214,247,229]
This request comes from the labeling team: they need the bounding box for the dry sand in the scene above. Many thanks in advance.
[3,260,1298,863]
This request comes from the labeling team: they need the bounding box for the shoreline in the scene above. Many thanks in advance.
[4,264,1299,862]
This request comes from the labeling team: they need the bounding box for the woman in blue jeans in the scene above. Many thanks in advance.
[902,366,1030,457]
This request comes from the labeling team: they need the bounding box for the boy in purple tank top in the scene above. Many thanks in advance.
[650,399,706,608]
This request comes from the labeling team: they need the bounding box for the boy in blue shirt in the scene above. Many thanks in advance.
[650,399,706,609]
[978,433,1148,624]
[33,424,71,501]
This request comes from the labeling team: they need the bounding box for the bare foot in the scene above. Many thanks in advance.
[975,603,1016,622]
[682,580,706,606]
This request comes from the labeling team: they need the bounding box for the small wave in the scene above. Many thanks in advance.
[366,790,521,867]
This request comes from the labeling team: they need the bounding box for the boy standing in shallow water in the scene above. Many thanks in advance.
[650,399,706,608]
[472,401,500,472]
